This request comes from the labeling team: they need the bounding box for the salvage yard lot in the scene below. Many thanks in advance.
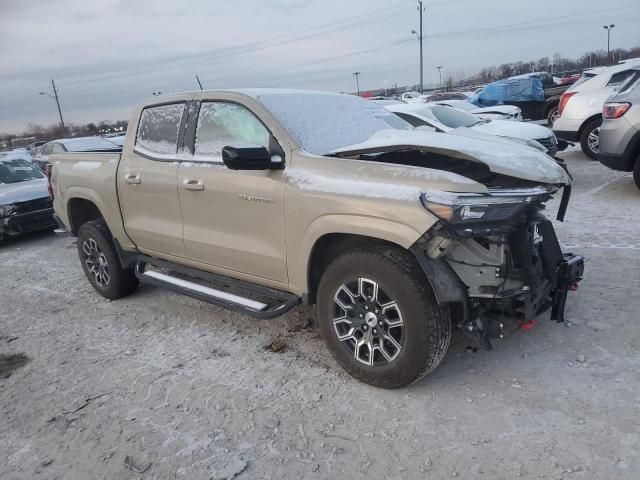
[1,150,639,479]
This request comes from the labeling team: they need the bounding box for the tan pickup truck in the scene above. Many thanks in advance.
[51,89,584,388]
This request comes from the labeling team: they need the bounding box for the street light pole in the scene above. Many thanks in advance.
[436,66,443,91]
[418,1,424,94]
[39,80,65,132]
[50,80,65,132]
[353,72,361,96]
[603,24,615,66]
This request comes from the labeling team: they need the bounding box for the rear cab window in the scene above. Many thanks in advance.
[134,103,186,158]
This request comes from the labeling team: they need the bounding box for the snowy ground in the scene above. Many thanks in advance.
[1,150,639,479]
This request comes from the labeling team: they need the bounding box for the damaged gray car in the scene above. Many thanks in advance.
[0,157,56,241]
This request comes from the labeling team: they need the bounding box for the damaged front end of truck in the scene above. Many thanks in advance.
[330,130,585,349]
[412,186,584,349]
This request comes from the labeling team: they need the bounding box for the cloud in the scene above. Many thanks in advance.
[0,0,638,132]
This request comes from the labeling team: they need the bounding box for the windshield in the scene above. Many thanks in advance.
[429,105,482,128]
[256,92,411,154]
[0,159,45,184]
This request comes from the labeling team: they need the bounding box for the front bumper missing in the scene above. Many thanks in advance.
[0,208,57,237]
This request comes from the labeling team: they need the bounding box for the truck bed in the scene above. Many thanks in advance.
[50,151,133,249]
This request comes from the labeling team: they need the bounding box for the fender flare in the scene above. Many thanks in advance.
[292,214,426,294]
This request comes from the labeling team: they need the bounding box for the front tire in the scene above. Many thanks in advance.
[77,220,138,300]
[579,118,602,160]
[317,246,451,388]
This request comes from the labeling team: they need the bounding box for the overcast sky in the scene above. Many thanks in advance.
[1,0,638,133]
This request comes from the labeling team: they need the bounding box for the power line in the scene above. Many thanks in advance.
[50,5,414,87]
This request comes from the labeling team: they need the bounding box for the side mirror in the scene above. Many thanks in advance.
[222,145,284,171]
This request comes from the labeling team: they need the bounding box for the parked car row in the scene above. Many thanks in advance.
[553,59,640,159]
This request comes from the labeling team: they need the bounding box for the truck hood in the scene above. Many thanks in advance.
[0,179,49,205]
[470,119,553,142]
[328,129,570,185]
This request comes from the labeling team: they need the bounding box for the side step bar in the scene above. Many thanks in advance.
[135,255,300,319]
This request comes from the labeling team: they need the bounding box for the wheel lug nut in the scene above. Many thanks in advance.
[364,306,368,310]
[373,329,377,334]
[359,314,364,318]
[374,309,379,314]
[378,321,383,326]
[363,325,368,331]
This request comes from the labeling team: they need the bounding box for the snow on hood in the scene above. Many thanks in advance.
[328,129,570,185]
[471,119,553,142]
[0,178,49,204]
[471,105,520,115]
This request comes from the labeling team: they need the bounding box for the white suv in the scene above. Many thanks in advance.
[553,60,640,159]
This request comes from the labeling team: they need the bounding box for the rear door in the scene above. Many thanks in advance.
[118,101,189,257]
[177,100,288,283]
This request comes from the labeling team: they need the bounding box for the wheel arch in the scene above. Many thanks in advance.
[578,113,603,139]
[67,196,105,236]
[305,233,407,305]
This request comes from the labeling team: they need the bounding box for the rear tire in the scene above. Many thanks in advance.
[579,118,602,160]
[77,219,138,300]
[317,245,451,388]
[633,156,640,190]
[547,105,559,126]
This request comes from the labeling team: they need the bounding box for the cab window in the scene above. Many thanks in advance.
[194,102,270,161]
[135,103,185,157]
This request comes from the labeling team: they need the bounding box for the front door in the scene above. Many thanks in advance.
[177,101,287,283]
[118,102,187,257]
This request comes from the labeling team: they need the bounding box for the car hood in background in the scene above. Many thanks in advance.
[471,105,521,116]
[328,129,570,185]
[0,179,50,204]
[471,119,553,141]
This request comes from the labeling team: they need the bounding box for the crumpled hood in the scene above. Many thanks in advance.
[0,179,49,205]
[471,119,553,142]
[328,129,570,185]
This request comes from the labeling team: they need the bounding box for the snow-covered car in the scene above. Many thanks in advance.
[553,60,640,159]
[432,99,522,121]
[386,103,560,155]
[0,156,57,240]
[33,136,124,171]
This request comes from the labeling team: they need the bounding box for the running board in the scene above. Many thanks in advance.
[135,256,300,319]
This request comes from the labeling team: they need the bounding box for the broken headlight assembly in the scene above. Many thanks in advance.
[420,189,551,229]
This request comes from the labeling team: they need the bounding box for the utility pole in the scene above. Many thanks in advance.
[436,66,443,91]
[352,72,361,96]
[39,79,65,133]
[412,1,425,94]
[603,24,615,66]
[195,74,203,91]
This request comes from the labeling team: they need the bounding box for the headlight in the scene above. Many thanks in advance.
[421,192,536,224]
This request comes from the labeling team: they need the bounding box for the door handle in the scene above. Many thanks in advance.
[182,179,205,191]
[124,173,141,185]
